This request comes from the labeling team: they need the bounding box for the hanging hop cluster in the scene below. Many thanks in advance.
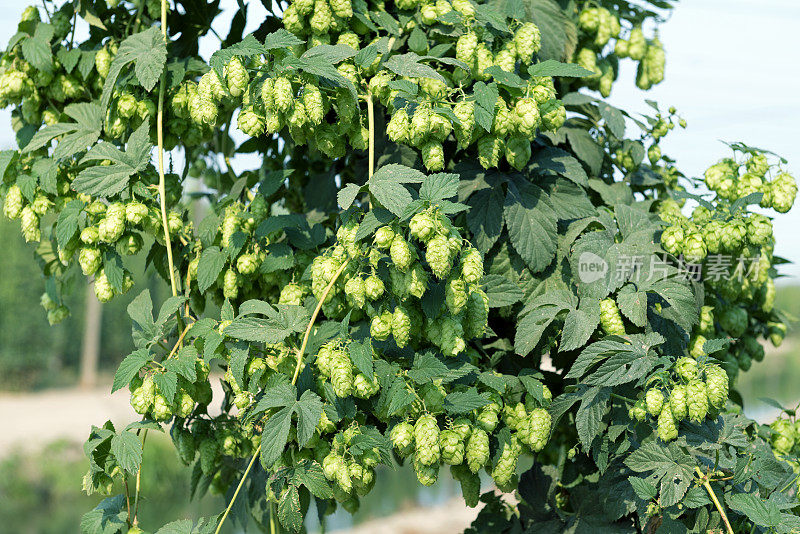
[629,357,729,442]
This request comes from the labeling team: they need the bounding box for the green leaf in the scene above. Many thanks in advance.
[24,103,103,159]
[295,390,323,447]
[530,147,588,186]
[565,127,604,176]
[73,119,152,197]
[110,431,142,475]
[503,180,557,273]
[348,339,374,379]
[528,59,593,78]
[21,24,54,72]
[278,485,303,533]
[55,199,84,247]
[524,0,577,62]
[726,493,782,528]
[302,44,358,64]
[419,173,459,203]
[444,389,488,414]
[472,81,499,133]
[101,26,167,112]
[154,520,194,534]
[210,33,268,80]
[560,300,600,352]
[260,406,293,468]
[111,349,150,393]
[575,386,610,449]
[482,273,523,307]
[384,52,446,83]
[196,247,225,293]
[80,495,128,534]
[466,187,504,253]
[163,346,197,383]
[263,29,304,50]
[337,183,362,210]
[154,371,178,403]
[628,476,657,500]
[484,66,527,88]
[294,461,333,500]
[368,164,425,217]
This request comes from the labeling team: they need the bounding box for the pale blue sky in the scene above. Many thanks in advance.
[1,1,798,277]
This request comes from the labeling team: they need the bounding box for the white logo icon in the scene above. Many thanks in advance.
[577,252,608,283]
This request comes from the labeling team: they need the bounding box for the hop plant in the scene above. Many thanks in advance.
[657,405,678,442]
[705,365,729,409]
[465,427,490,473]
[645,387,664,416]
[391,422,414,457]
[686,380,709,423]
[439,429,465,465]
[413,414,440,466]
[599,298,625,336]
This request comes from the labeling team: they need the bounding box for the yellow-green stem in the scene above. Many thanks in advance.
[213,444,262,534]
[132,428,149,524]
[695,467,733,534]
[292,259,351,384]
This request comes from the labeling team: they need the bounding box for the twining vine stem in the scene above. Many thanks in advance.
[215,260,351,534]
[132,0,177,525]
[695,467,734,534]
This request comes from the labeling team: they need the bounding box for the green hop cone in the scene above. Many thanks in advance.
[465,427,489,473]
[629,399,647,421]
[439,429,465,465]
[391,305,411,348]
[477,406,499,432]
[657,404,678,442]
[302,84,325,125]
[456,31,479,64]
[513,22,541,62]
[370,311,393,341]
[3,184,23,219]
[223,268,239,300]
[413,414,440,466]
[747,213,773,246]
[460,248,483,284]
[445,278,468,315]
[660,225,684,256]
[719,306,747,337]
[323,452,352,492]
[453,99,475,148]
[329,0,353,18]
[669,385,688,421]
[94,269,115,303]
[199,437,219,474]
[704,365,729,409]
[130,375,155,414]
[477,136,503,169]
[539,99,566,131]
[236,253,259,275]
[513,97,540,138]
[599,298,626,336]
[374,225,395,249]
[272,77,294,113]
[770,419,796,455]
[682,231,707,263]
[523,407,551,452]
[770,173,797,213]
[675,357,698,382]
[353,373,379,399]
[20,206,40,242]
[364,274,385,300]
[330,349,354,397]
[344,276,366,308]
[413,456,439,486]
[505,137,532,170]
[645,387,664,416]
[464,289,489,339]
[79,248,102,276]
[237,108,265,137]
[387,108,410,143]
[686,380,709,423]
[491,435,521,490]
[152,393,172,421]
[279,283,306,306]
[421,140,445,171]
[721,219,747,251]
[426,235,452,279]
[698,306,715,335]
[409,211,436,242]
[391,421,415,457]
[309,0,333,34]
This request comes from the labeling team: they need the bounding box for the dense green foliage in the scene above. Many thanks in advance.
[1,0,799,533]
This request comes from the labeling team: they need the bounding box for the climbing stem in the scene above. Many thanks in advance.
[156,0,178,299]
[695,466,733,534]
[215,258,350,534]
[132,428,149,524]
[292,259,351,384]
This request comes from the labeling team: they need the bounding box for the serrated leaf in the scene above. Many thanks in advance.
[337,183,362,210]
[444,389,488,414]
[55,199,84,247]
[296,390,323,447]
[21,24,54,72]
[384,52,445,82]
[110,432,142,475]
[528,59,593,78]
[348,339,373,379]
[466,187,504,253]
[472,81,499,132]
[278,485,303,532]
[368,164,425,217]
[101,27,166,111]
[482,273,523,307]
[261,406,293,468]
[294,461,333,500]
[419,172,459,202]
[575,386,610,450]
[111,349,150,393]
[504,180,557,273]
[196,247,225,293]
[154,371,178,403]
[209,33,268,80]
